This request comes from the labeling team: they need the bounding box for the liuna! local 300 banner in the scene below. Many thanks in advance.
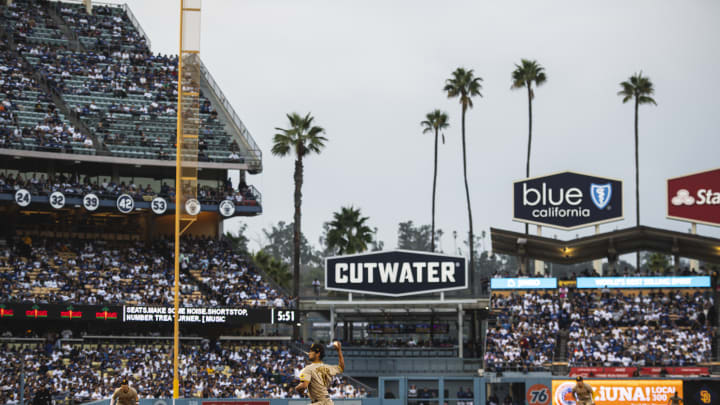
[552,380,683,405]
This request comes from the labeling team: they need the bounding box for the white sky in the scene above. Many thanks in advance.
[112,0,720,254]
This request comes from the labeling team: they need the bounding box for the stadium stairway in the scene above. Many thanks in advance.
[552,330,569,376]
[46,3,83,51]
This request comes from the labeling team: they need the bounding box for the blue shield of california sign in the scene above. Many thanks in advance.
[513,171,623,230]
[325,250,467,297]
[590,183,612,210]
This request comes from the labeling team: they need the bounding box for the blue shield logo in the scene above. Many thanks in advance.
[590,183,612,210]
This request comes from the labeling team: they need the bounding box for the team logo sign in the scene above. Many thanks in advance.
[151,197,167,215]
[83,193,100,211]
[49,192,65,209]
[590,183,612,210]
[185,198,201,216]
[116,194,134,214]
[218,200,235,217]
[15,189,31,207]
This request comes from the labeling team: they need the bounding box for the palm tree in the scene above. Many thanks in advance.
[272,113,327,302]
[325,206,374,255]
[444,68,482,280]
[421,110,449,252]
[618,72,656,270]
[511,59,547,235]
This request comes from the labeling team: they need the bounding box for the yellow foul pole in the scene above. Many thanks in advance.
[173,0,183,397]
[174,0,201,398]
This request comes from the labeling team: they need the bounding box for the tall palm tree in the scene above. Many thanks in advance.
[618,72,656,270]
[511,59,546,235]
[421,110,449,252]
[325,206,374,255]
[272,113,327,302]
[444,68,482,279]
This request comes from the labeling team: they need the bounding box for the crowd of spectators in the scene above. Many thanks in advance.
[485,292,559,372]
[0,0,245,163]
[181,237,292,308]
[0,339,366,402]
[0,235,290,307]
[0,237,205,306]
[0,41,88,152]
[0,171,259,205]
[567,290,716,367]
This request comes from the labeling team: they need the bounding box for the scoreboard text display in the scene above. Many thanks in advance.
[0,304,296,325]
[552,380,683,405]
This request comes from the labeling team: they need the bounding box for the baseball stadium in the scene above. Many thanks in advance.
[0,0,719,405]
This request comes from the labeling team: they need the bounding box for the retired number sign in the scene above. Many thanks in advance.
[83,193,100,211]
[218,200,235,217]
[49,192,65,209]
[151,197,167,214]
[15,189,31,207]
[116,194,134,214]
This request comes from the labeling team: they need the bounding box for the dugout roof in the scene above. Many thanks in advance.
[491,225,720,264]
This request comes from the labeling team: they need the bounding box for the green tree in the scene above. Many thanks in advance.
[253,250,292,290]
[324,206,374,255]
[397,220,442,252]
[644,252,670,274]
[272,113,327,302]
[618,72,656,269]
[261,221,320,268]
[511,59,547,181]
[421,110,449,252]
[444,67,483,281]
[224,223,249,254]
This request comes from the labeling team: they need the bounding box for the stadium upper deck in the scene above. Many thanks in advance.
[0,0,261,171]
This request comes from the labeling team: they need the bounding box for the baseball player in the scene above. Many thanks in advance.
[110,378,138,405]
[572,377,594,405]
[668,391,683,405]
[295,341,345,405]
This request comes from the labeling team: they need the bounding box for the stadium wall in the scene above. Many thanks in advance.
[79,377,720,405]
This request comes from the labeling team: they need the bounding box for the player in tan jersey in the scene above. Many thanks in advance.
[572,377,594,405]
[295,341,345,405]
[110,378,139,405]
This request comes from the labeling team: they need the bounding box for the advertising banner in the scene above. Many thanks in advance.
[0,304,295,325]
[513,171,623,230]
[576,276,710,289]
[667,167,720,226]
[552,380,683,405]
[325,250,467,296]
[491,278,557,290]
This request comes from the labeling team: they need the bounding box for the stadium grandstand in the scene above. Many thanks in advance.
[0,0,719,404]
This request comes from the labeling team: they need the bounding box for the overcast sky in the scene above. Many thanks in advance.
[114,0,720,255]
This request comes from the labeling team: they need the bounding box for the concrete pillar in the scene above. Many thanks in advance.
[84,0,92,15]
[329,306,335,343]
[593,225,603,275]
[111,165,119,183]
[690,223,699,272]
[458,304,464,358]
[6,0,12,6]
[534,226,544,275]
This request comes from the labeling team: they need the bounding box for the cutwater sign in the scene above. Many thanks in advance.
[491,278,557,290]
[513,171,623,230]
[325,250,467,297]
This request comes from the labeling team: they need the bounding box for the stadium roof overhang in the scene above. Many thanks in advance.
[491,225,720,264]
[0,148,249,179]
[301,297,490,321]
